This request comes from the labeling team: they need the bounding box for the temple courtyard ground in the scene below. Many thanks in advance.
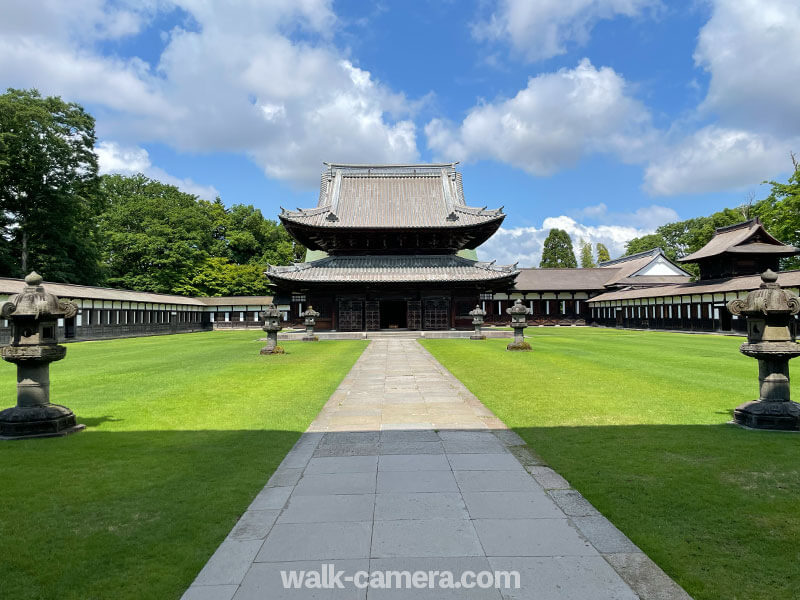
[0,329,797,599]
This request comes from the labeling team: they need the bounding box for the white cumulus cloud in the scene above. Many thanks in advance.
[96,141,220,201]
[473,0,659,62]
[477,209,673,267]
[0,0,419,188]
[426,59,653,175]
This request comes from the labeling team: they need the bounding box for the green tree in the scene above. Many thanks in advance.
[540,229,577,268]
[175,257,272,296]
[596,243,610,263]
[755,155,800,269]
[0,88,103,283]
[99,174,214,293]
[579,238,595,268]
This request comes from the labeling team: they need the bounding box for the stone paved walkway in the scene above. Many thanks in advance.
[182,340,691,600]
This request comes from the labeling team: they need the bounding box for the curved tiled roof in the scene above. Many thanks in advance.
[679,219,799,262]
[267,255,518,284]
[281,163,504,229]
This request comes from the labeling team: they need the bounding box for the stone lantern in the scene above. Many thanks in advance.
[259,304,284,355]
[727,269,800,430]
[0,272,83,439]
[300,305,320,341]
[506,299,531,351]
[469,304,487,340]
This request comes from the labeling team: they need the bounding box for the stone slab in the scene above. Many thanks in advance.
[374,492,468,521]
[473,519,597,557]
[371,519,484,558]
[256,521,372,562]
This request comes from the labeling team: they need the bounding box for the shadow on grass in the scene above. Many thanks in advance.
[512,422,800,600]
[0,429,305,600]
[80,415,124,427]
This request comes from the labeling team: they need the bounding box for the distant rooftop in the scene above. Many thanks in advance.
[680,218,799,263]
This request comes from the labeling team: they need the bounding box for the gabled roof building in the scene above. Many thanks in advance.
[268,163,518,330]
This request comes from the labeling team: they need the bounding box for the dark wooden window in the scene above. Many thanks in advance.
[338,300,363,331]
[407,301,422,330]
[423,298,449,330]
[365,301,380,331]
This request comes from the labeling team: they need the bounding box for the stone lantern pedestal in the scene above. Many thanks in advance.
[0,272,84,440]
[727,270,800,430]
[260,304,284,355]
[469,305,487,340]
[300,306,320,341]
[506,299,531,351]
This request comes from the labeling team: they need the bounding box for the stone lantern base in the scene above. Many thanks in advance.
[733,400,800,431]
[469,334,486,340]
[302,335,319,342]
[260,345,285,355]
[0,403,85,440]
[506,341,532,351]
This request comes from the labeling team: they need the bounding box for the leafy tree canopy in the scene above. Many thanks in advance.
[579,238,595,268]
[0,88,103,283]
[596,243,610,263]
[540,229,577,268]
[100,174,304,295]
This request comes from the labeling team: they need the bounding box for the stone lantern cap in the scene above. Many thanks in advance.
[727,269,800,317]
[506,299,530,316]
[0,272,78,322]
[260,303,281,319]
[300,306,320,319]
[469,305,486,317]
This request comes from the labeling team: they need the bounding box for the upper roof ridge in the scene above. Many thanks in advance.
[598,247,663,267]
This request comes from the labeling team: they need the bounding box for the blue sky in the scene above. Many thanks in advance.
[2,0,798,265]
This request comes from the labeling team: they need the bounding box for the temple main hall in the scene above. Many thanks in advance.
[267,163,519,331]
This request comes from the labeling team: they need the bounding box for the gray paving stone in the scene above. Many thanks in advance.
[377,470,459,493]
[234,559,368,600]
[462,491,564,519]
[473,519,596,557]
[487,556,639,600]
[526,466,571,489]
[374,492,468,520]
[437,430,494,442]
[491,429,526,446]
[314,443,379,457]
[193,539,264,585]
[181,584,239,600]
[508,445,546,467]
[378,440,444,455]
[453,470,540,492]
[604,553,694,600]
[279,494,375,523]
[447,453,525,471]
[266,468,303,487]
[367,557,503,599]
[293,472,377,496]
[321,432,380,445]
[248,486,292,510]
[256,522,372,562]
[378,453,450,471]
[305,456,378,474]
[371,519,484,558]
[571,516,640,554]
[442,439,507,454]
[548,489,601,517]
[228,510,280,540]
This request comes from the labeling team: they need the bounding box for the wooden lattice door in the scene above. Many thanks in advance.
[423,298,449,330]
[365,301,380,330]
[338,300,363,331]
[407,301,422,330]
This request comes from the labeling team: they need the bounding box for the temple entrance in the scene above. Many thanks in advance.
[380,300,407,329]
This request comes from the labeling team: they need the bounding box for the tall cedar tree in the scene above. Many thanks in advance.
[579,239,595,268]
[540,229,577,268]
[0,89,103,283]
[596,243,610,263]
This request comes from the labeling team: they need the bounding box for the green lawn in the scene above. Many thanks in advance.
[0,331,366,600]
[421,329,800,600]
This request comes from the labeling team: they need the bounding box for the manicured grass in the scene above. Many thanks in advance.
[0,331,366,600]
[421,329,800,600]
